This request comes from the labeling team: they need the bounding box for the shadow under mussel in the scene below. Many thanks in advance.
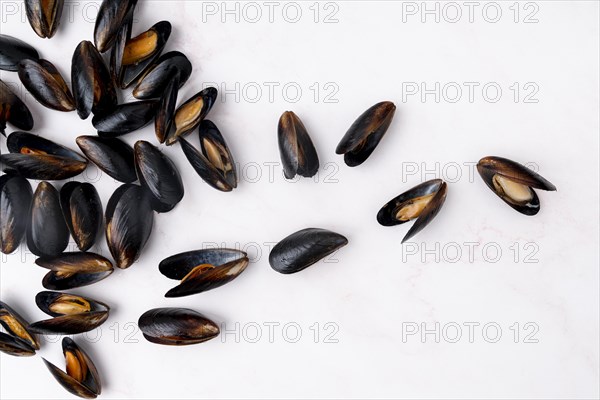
[76,136,136,183]
[132,51,192,100]
[93,100,158,137]
[0,79,34,135]
[94,0,137,53]
[25,0,64,39]
[18,59,75,111]
[166,87,218,146]
[0,34,39,72]
[0,301,40,357]
[27,181,70,258]
[138,308,220,346]
[36,252,114,290]
[60,182,103,251]
[277,111,319,179]
[0,173,32,254]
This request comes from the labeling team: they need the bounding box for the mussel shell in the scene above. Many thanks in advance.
[277,111,319,179]
[37,252,114,290]
[1,132,87,180]
[93,101,158,137]
[108,9,133,87]
[138,308,220,346]
[0,174,33,254]
[134,140,184,212]
[155,79,179,143]
[27,182,70,257]
[60,183,103,251]
[76,136,136,183]
[24,0,64,39]
[166,87,218,145]
[105,184,154,269]
[0,332,36,356]
[18,59,75,111]
[0,34,39,71]
[159,249,249,297]
[132,51,192,100]
[336,101,396,167]
[71,41,117,119]
[0,79,34,135]
[94,0,138,53]
[0,301,39,351]
[269,228,348,274]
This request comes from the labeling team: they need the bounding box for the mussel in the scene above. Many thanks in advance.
[108,7,133,86]
[132,51,192,100]
[1,132,88,180]
[336,101,396,167]
[166,87,218,145]
[180,120,238,192]
[94,0,138,53]
[0,301,39,356]
[0,79,34,135]
[134,140,184,212]
[29,291,110,335]
[269,228,348,274]
[27,182,70,258]
[377,179,448,243]
[60,182,103,251]
[155,79,178,143]
[36,252,114,290]
[75,136,137,183]
[25,0,64,39]
[0,34,39,71]
[43,337,101,399]
[477,156,557,215]
[93,100,157,137]
[138,308,220,346]
[277,111,319,179]
[0,174,33,254]
[18,59,75,111]
[105,184,154,269]
[159,249,249,298]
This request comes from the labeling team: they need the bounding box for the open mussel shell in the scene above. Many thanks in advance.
[1,132,88,180]
[0,301,39,356]
[277,111,319,179]
[180,120,237,192]
[167,87,218,145]
[0,174,32,254]
[134,140,184,212]
[60,182,103,251]
[27,182,70,258]
[43,337,101,399]
[132,51,192,100]
[18,59,75,111]
[37,252,114,290]
[336,101,396,167]
[477,156,557,216]
[159,249,249,298]
[93,100,157,137]
[138,308,220,346]
[0,34,39,71]
[269,228,348,274]
[105,184,154,269]
[76,136,136,183]
[94,0,137,53]
[71,41,117,119]
[29,291,110,335]
[377,179,448,243]
[0,332,37,357]
[0,79,34,135]
[25,0,64,39]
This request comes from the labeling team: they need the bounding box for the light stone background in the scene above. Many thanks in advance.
[1,1,599,399]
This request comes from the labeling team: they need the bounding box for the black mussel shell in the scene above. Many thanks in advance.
[277,111,319,179]
[134,140,184,212]
[0,34,39,71]
[155,79,179,144]
[60,183,103,251]
[477,156,556,216]
[159,249,249,298]
[377,179,448,243]
[25,0,64,39]
[336,101,396,167]
[43,337,101,399]
[27,182,69,258]
[94,0,137,53]
[132,51,192,100]
[93,101,158,137]
[18,59,75,111]
[0,301,40,354]
[76,136,136,183]
[105,184,154,269]
[71,41,117,119]
[0,174,33,254]
[0,332,37,356]
[108,9,133,87]
[269,228,348,274]
[37,252,114,290]
[138,308,220,346]
[0,79,34,135]
[166,87,218,146]
[1,132,87,180]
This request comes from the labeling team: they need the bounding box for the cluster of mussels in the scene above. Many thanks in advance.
[1,0,557,398]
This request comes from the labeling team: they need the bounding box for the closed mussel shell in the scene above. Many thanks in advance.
[166,87,218,145]
[76,136,136,183]
[93,100,158,137]
[132,51,192,100]
[37,252,113,290]
[105,184,154,269]
[134,140,184,212]
[108,8,133,86]
[94,0,137,53]
[27,182,70,258]
[0,34,39,71]
[138,308,220,346]
[269,228,348,274]
[277,111,319,179]
[0,174,32,254]
[155,79,179,143]
[25,0,64,39]
[0,301,39,356]
[0,79,34,135]
[18,59,75,111]
[60,182,103,251]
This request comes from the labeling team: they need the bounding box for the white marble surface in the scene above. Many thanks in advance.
[1,1,599,399]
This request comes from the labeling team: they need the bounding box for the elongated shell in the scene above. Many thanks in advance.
[27,182,70,258]
[60,183,103,251]
[336,101,396,167]
[155,79,179,143]
[132,51,192,100]
[108,7,133,87]
[0,301,39,355]
[269,228,348,274]
[93,101,157,137]
[277,111,319,179]
[76,136,136,183]
[0,79,34,135]
[18,59,75,111]
[0,174,32,254]
[25,0,64,39]
[167,87,218,145]
[37,252,114,290]
[0,34,39,71]
[0,332,37,356]
[138,308,220,346]
[94,0,137,53]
